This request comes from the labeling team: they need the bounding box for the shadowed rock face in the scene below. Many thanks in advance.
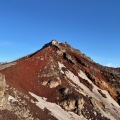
[0,40,120,120]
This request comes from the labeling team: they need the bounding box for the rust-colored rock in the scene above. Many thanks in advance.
[0,40,119,120]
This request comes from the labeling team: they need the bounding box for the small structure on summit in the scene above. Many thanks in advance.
[51,39,58,45]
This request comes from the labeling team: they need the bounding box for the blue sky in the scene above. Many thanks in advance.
[0,0,120,67]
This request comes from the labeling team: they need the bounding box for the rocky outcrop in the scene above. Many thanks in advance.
[42,79,61,88]
[0,73,9,110]
[52,40,66,54]
[51,40,58,45]
[60,99,76,111]
[76,98,85,115]
[63,53,75,64]
[48,80,61,88]
[59,88,70,95]
[60,98,85,113]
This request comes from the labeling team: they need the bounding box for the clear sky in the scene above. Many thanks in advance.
[0,0,120,67]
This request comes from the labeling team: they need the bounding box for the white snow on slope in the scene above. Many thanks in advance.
[58,62,98,99]
[78,70,120,119]
[29,92,86,120]
[8,95,18,102]
[79,70,119,106]
[58,62,120,120]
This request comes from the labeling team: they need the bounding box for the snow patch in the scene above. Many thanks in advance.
[78,70,120,109]
[58,62,120,120]
[29,92,86,120]
[8,95,18,102]
[58,62,97,99]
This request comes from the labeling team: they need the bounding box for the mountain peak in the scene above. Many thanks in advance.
[0,40,120,120]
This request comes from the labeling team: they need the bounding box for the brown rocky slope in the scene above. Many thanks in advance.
[0,40,120,120]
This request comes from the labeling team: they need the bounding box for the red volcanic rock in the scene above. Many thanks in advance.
[0,40,119,120]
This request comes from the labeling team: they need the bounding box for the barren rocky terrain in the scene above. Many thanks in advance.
[0,40,120,120]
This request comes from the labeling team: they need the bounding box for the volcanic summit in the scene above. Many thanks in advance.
[0,40,120,120]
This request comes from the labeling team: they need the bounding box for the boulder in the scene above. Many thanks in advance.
[49,80,61,88]
[60,99,76,111]
[77,98,85,115]
[59,88,70,95]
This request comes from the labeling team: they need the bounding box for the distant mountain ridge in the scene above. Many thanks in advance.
[0,40,120,120]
